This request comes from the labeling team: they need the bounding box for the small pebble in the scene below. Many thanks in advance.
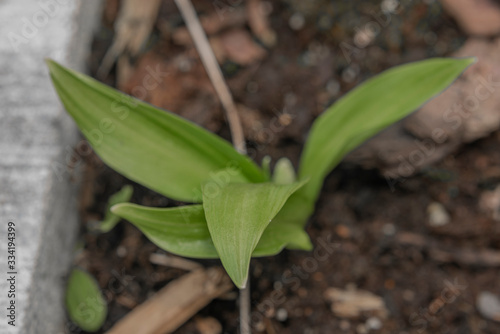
[381,0,399,13]
[276,308,288,321]
[366,317,382,330]
[354,27,376,48]
[289,13,305,30]
[403,289,415,302]
[342,66,358,83]
[382,223,396,236]
[427,202,450,227]
[116,246,127,257]
[195,317,222,334]
[336,224,351,239]
[477,291,500,322]
[176,57,192,72]
[279,113,293,126]
[326,79,340,97]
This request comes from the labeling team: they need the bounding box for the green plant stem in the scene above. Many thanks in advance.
[240,283,250,334]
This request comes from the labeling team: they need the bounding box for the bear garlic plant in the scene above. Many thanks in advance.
[47,57,473,288]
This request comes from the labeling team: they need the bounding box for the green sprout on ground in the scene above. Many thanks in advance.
[47,57,473,289]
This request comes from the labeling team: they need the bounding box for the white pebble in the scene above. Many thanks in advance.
[477,291,500,321]
[116,246,127,257]
[366,317,382,330]
[382,223,396,236]
[289,13,305,30]
[276,308,288,321]
[427,202,450,227]
[381,0,399,13]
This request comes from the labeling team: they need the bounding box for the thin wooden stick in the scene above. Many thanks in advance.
[149,253,203,271]
[173,1,252,332]
[105,268,233,334]
[174,0,247,154]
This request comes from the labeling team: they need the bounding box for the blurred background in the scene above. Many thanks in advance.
[3,0,500,333]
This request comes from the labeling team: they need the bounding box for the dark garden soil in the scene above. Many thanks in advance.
[73,0,500,333]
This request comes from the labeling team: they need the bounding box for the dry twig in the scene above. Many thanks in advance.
[97,0,162,81]
[174,0,246,154]
[173,1,252,332]
[149,253,203,271]
[105,268,233,334]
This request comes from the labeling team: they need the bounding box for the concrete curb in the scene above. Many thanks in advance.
[0,1,102,333]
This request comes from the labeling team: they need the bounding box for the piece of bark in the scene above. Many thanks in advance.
[195,316,223,334]
[105,267,233,334]
[440,0,500,36]
[324,287,389,319]
[218,29,267,66]
[347,38,500,178]
[97,0,162,80]
[247,0,277,47]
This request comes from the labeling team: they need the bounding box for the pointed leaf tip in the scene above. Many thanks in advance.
[202,181,306,288]
[299,57,475,202]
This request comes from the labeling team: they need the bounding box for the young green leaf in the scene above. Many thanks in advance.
[97,185,133,233]
[202,181,306,288]
[272,157,296,185]
[261,155,272,179]
[46,60,265,203]
[253,216,312,256]
[111,201,312,261]
[65,268,107,332]
[111,203,219,258]
[299,57,475,202]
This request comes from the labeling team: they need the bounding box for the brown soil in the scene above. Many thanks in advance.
[72,0,500,333]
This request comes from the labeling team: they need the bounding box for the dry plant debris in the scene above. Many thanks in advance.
[105,268,233,334]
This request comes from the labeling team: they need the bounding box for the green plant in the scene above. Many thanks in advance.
[65,268,107,332]
[47,57,473,288]
[96,185,133,232]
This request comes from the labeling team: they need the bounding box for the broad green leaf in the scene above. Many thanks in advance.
[65,268,107,332]
[111,201,312,260]
[272,157,296,185]
[111,204,219,258]
[202,181,305,288]
[97,185,133,232]
[46,60,265,202]
[299,58,475,202]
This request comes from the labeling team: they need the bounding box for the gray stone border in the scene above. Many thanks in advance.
[0,0,103,333]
